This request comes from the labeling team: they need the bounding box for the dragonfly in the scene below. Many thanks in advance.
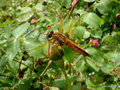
[47,30,91,57]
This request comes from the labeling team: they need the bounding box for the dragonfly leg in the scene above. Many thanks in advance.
[50,39,62,47]
[48,39,61,57]
[59,41,64,46]
[48,43,51,57]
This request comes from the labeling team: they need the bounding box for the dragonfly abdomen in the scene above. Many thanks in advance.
[65,39,90,57]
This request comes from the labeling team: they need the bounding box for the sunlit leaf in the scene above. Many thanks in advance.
[6,38,20,60]
[86,79,97,89]
[60,0,71,8]
[3,26,12,39]
[94,0,112,15]
[16,7,33,22]
[73,9,86,16]
[84,0,95,2]
[34,3,44,11]
[86,47,104,67]
[0,20,14,28]
[86,59,100,72]
[101,62,113,74]
[6,39,20,73]
[105,52,120,66]
[75,60,86,72]
[83,30,90,39]
[82,13,100,28]
[49,87,59,90]
[12,22,30,38]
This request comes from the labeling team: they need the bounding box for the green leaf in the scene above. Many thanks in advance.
[53,76,76,89]
[8,60,19,74]
[86,59,100,72]
[55,0,72,8]
[75,60,86,72]
[73,9,86,16]
[86,47,104,67]
[101,62,113,74]
[105,52,120,66]
[0,20,14,28]
[101,34,112,43]
[60,0,71,8]
[18,81,31,90]
[54,78,67,88]
[3,26,12,39]
[6,38,20,60]
[63,46,78,63]
[23,37,42,50]
[0,56,7,67]
[86,79,97,89]
[84,0,95,2]
[6,39,20,73]
[73,26,85,40]
[72,83,81,90]
[49,87,59,90]
[82,13,100,28]
[113,52,120,66]
[83,30,90,39]
[94,0,112,15]
[16,7,33,22]
[90,29,102,38]
[12,22,30,38]
[34,3,44,11]
[0,40,7,45]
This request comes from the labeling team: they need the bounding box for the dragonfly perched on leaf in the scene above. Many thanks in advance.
[28,18,91,60]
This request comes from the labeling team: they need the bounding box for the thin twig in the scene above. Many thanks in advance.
[40,60,53,77]
[14,59,34,71]
[67,0,79,19]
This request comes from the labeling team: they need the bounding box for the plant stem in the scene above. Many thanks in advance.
[14,59,33,70]
[61,67,72,90]
[40,60,52,77]
[67,0,79,19]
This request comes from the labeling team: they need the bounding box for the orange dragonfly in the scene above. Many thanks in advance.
[47,30,90,57]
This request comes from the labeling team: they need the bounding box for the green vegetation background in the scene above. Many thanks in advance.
[0,0,120,90]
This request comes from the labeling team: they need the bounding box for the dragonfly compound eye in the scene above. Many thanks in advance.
[47,30,54,38]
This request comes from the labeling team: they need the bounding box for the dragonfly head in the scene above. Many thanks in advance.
[47,30,54,38]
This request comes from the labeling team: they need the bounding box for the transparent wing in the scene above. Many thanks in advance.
[28,41,49,58]
[59,18,64,33]
[59,17,74,38]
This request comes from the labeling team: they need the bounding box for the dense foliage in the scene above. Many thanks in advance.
[0,0,120,89]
